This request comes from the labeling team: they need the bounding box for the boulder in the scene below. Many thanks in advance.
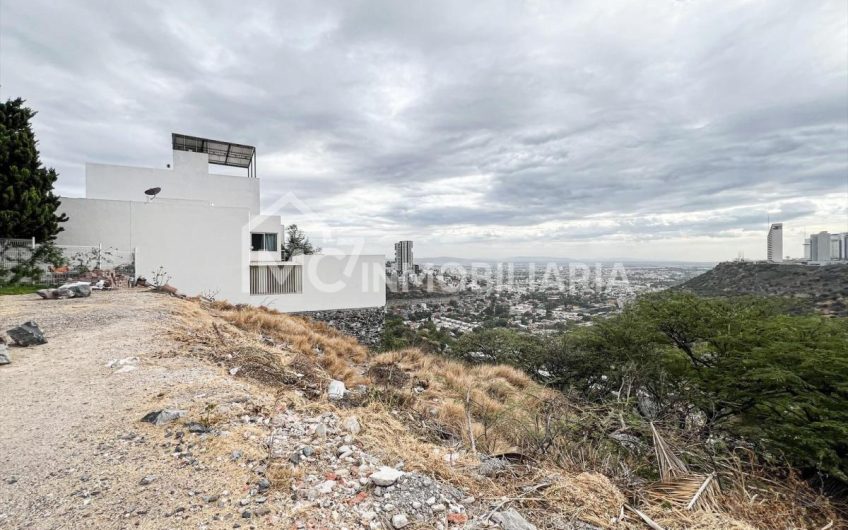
[56,282,92,298]
[492,509,538,530]
[7,321,46,346]
[0,343,10,365]
[370,466,404,486]
[36,289,59,299]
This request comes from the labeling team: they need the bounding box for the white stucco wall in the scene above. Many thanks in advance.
[86,151,260,213]
[57,197,247,297]
[241,254,386,311]
[57,198,385,312]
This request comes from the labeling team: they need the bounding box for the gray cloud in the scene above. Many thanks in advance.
[1,0,846,260]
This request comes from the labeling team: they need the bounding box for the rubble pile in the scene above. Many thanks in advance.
[297,307,386,346]
[264,409,478,529]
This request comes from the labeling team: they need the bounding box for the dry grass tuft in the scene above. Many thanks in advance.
[542,472,626,528]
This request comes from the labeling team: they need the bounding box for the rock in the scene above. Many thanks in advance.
[328,379,346,400]
[241,510,252,519]
[139,475,156,485]
[289,452,302,465]
[0,343,10,365]
[492,509,538,530]
[140,409,185,425]
[56,281,92,298]
[36,289,58,299]
[314,423,328,437]
[431,503,446,512]
[7,321,46,346]
[370,466,404,486]
[257,478,270,491]
[391,513,409,528]
[301,445,314,457]
[187,422,210,434]
[343,416,361,434]
[477,457,509,477]
[609,432,643,452]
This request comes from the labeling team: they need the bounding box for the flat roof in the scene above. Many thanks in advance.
[172,133,255,169]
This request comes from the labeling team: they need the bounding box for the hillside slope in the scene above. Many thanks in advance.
[2,290,840,529]
[679,261,848,315]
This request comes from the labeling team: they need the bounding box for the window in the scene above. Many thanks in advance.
[251,233,278,251]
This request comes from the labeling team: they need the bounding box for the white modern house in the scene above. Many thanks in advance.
[56,133,386,312]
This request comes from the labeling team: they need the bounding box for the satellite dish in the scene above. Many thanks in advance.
[144,187,161,201]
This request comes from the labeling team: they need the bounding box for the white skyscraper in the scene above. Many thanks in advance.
[810,231,831,263]
[767,223,783,263]
[394,240,413,274]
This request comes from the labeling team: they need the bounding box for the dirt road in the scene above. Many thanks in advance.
[0,291,274,529]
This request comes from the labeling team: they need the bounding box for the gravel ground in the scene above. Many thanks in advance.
[0,291,275,529]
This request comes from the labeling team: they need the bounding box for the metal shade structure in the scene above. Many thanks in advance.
[172,133,257,177]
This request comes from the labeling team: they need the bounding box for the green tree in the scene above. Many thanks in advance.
[0,98,68,240]
[557,292,848,482]
[281,224,321,261]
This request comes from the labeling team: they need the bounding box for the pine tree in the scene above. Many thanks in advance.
[0,98,68,241]
[282,224,321,261]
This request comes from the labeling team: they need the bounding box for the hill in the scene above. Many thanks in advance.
[679,261,848,316]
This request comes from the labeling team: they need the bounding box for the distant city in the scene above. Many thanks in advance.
[766,222,848,264]
[384,239,709,336]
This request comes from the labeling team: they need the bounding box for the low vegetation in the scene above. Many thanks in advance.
[170,293,845,529]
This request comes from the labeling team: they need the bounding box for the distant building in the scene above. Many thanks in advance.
[394,240,413,274]
[803,238,812,260]
[767,223,783,263]
[810,231,832,263]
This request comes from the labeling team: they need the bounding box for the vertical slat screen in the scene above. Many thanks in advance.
[250,265,302,295]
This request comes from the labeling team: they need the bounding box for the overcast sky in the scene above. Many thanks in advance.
[2,1,846,261]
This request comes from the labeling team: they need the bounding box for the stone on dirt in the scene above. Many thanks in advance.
[370,466,404,486]
[0,343,9,365]
[492,509,538,530]
[343,416,361,434]
[391,513,409,528]
[7,321,46,346]
[327,379,346,400]
[140,409,185,425]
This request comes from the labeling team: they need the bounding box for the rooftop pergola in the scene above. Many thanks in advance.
[172,133,257,177]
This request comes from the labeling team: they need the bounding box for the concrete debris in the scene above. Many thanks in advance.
[140,409,186,425]
[492,509,538,530]
[0,342,10,365]
[7,321,46,346]
[327,379,346,400]
[139,475,157,486]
